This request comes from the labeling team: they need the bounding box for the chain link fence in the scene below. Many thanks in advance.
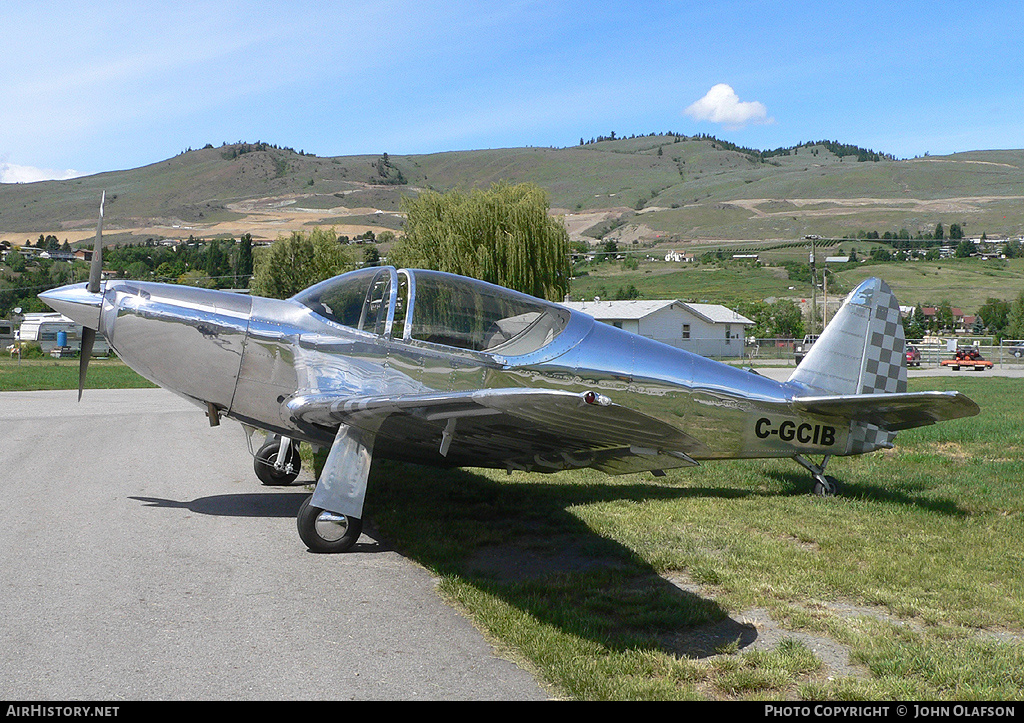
[735,338,1024,366]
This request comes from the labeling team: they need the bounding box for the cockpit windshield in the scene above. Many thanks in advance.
[409,270,569,355]
[294,267,569,357]
[292,267,394,334]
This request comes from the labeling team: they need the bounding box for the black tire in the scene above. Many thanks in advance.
[254,440,301,486]
[813,475,839,497]
[297,496,363,553]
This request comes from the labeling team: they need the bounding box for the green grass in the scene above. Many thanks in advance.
[0,356,156,392]
[831,257,1024,309]
[5,351,1022,699]
[569,255,1024,314]
[359,376,1024,700]
[570,260,813,304]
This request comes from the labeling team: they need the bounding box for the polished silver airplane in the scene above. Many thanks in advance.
[41,195,980,552]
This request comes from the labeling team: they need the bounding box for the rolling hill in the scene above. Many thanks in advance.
[3,136,1024,250]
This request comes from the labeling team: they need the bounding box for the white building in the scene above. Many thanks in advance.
[562,299,753,357]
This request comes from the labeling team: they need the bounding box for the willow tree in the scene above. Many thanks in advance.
[250,227,353,299]
[390,182,571,301]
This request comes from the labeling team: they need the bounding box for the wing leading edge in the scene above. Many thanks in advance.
[287,388,705,475]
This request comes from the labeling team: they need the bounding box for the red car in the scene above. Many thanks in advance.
[906,345,921,367]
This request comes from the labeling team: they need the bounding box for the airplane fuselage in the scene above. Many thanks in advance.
[46,278,849,467]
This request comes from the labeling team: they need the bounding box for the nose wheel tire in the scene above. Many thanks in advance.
[297,496,363,553]
[254,440,301,486]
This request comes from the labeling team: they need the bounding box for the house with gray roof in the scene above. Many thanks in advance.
[561,299,753,357]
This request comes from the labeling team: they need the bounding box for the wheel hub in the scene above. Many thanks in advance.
[314,510,350,542]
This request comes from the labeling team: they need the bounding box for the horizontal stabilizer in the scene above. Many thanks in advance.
[791,390,980,431]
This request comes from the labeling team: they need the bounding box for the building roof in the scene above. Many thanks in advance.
[562,299,752,325]
[683,303,754,325]
[562,299,678,320]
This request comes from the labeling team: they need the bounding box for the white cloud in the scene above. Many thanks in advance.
[684,84,773,129]
[0,161,83,184]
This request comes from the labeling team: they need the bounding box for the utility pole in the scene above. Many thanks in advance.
[809,240,817,335]
[822,268,830,327]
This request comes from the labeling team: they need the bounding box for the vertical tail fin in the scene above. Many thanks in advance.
[788,277,907,454]
[789,277,907,397]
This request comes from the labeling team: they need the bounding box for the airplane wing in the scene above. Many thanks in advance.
[790,390,980,431]
[286,388,706,475]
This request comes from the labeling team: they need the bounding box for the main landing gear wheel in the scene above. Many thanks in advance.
[254,439,301,486]
[297,496,363,553]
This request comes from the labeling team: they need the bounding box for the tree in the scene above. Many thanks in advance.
[978,297,1010,336]
[954,239,974,258]
[390,182,571,301]
[1007,290,1024,340]
[237,233,254,283]
[736,299,804,339]
[949,223,963,240]
[178,269,216,288]
[936,300,955,333]
[934,223,944,240]
[903,306,925,340]
[204,239,230,279]
[250,227,353,299]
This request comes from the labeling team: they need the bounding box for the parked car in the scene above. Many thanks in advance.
[794,334,818,364]
[905,345,921,367]
[1009,346,1024,358]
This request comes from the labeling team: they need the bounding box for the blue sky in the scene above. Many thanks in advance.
[3,0,1022,182]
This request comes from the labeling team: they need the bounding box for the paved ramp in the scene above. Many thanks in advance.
[0,389,547,700]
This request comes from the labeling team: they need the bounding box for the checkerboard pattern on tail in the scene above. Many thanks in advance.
[788,277,910,455]
[859,289,907,395]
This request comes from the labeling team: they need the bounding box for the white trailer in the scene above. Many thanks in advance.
[17,313,110,355]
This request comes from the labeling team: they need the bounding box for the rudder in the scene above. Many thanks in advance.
[789,277,907,397]
[788,277,907,454]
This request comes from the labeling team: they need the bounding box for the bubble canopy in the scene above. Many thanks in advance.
[292,267,570,357]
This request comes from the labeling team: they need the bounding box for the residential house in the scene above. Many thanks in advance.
[561,299,754,357]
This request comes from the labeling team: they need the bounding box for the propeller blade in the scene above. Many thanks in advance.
[79,327,95,402]
[87,191,105,294]
[80,191,104,401]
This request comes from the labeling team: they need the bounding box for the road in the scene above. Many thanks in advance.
[0,388,549,701]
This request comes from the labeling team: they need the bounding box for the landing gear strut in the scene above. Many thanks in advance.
[794,454,839,496]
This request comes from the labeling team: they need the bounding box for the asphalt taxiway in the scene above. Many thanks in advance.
[0,388,548,701]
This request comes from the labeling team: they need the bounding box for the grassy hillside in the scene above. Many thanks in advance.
[4,138,1024,247]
